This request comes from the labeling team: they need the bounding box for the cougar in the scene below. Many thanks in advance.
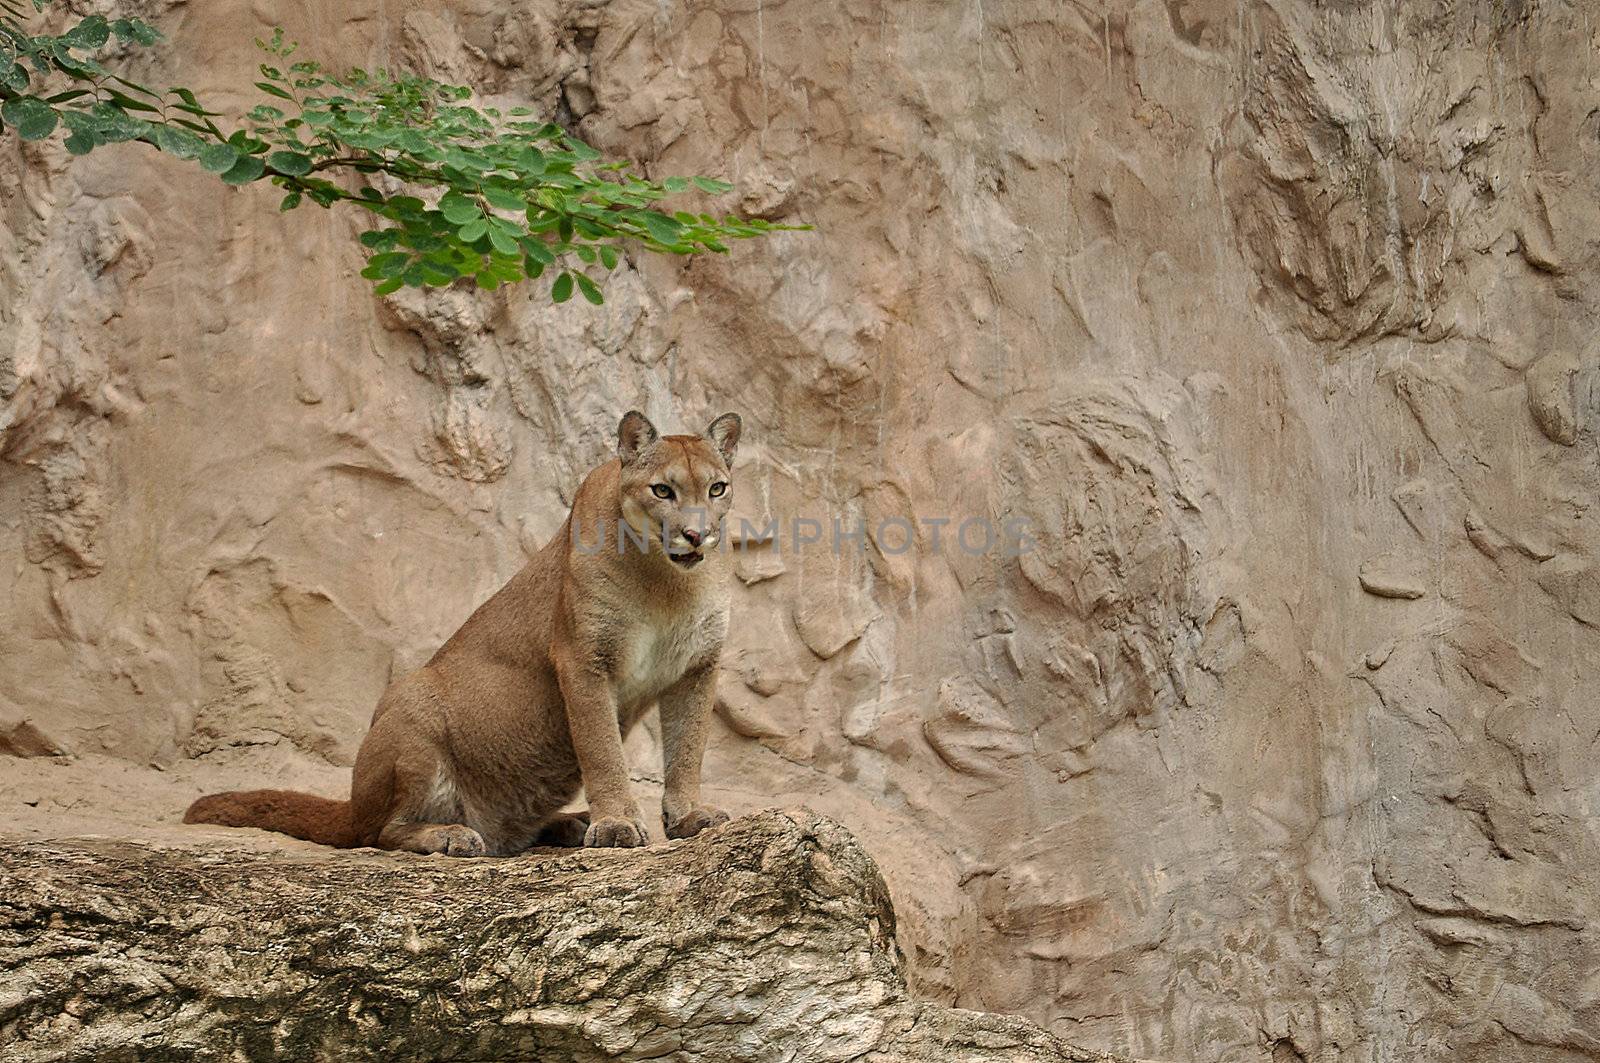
[185,410,741,855]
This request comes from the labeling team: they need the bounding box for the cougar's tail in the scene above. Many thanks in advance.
[184,789,356,848]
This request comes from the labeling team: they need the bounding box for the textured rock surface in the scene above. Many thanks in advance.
[0,810,1118,1062]
[3,2,1599,1062]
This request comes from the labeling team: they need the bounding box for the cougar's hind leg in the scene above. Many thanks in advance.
[375,758,487,857]
[377,821,487,857]
[355,709,488,858]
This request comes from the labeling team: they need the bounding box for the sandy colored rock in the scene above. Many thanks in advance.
[0,720,66,759]
[1525,349,1583,446]
[0,810,1119,1063]
[1357,558,1428,600]
[4,2,1600,1062]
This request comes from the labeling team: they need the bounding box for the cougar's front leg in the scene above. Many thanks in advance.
[659,662,729,840]
[555,655,649,847]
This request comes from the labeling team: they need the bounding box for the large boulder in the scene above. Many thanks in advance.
[0,810,1124,1063]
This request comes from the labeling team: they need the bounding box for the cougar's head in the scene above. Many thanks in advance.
[616,410,741,569]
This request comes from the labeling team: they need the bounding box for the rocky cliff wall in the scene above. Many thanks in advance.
[3,3,1598,1062]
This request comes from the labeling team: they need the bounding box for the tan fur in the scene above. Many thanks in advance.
[184,411,743,856]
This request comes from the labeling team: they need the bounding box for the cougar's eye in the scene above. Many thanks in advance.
[651,483,674,500]
[708,482,727,498]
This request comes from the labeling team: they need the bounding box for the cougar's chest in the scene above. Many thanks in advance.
[615,605,723,711]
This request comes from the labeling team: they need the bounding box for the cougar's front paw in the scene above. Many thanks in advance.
[584,814,649,848]
[664,806,730,840]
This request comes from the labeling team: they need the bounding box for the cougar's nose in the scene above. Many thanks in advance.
[682,528,703,547]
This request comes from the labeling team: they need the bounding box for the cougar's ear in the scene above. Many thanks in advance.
[704,412,742,466]
[617,410,659,465]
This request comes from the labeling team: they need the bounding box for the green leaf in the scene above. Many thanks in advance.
[521,241,554,265]
[420,262,458,286]
[551,271,573,303]
[488,227,519,256]
[50,42,106,79]
[198,142,240,173]
[599,245,618,270]
[373,276,403,296]
[440,194,481,225]
[154,124,205,160]
[394,129,431,154]
[219,154,266,184]
[170,117,221,138]
[575,273,603,305]
[522,257,546,279]
[692,176,733,194]
[457,219,488,242]
[1,97,57,141]
[638,211,683,245]
[573,244,596,264]
[266,150,313,176]
[63,15,110,49]
[367,251,409,276]
[64,130,96,154]
[110,76,162,100]
[255,81,294,101]
[104,90,160,114]
[443,146,488,172]
[400,227,446,252]
[279,191,302,211]
[168,87,221,118]
[129,20,161,46]
[483,185,526,212]
[663,177,689,193]
[94,109,154,144]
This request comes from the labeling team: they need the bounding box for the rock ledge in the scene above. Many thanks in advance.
[0,809,1120,1062]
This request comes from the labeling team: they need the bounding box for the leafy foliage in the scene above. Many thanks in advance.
[0,6,805,300]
